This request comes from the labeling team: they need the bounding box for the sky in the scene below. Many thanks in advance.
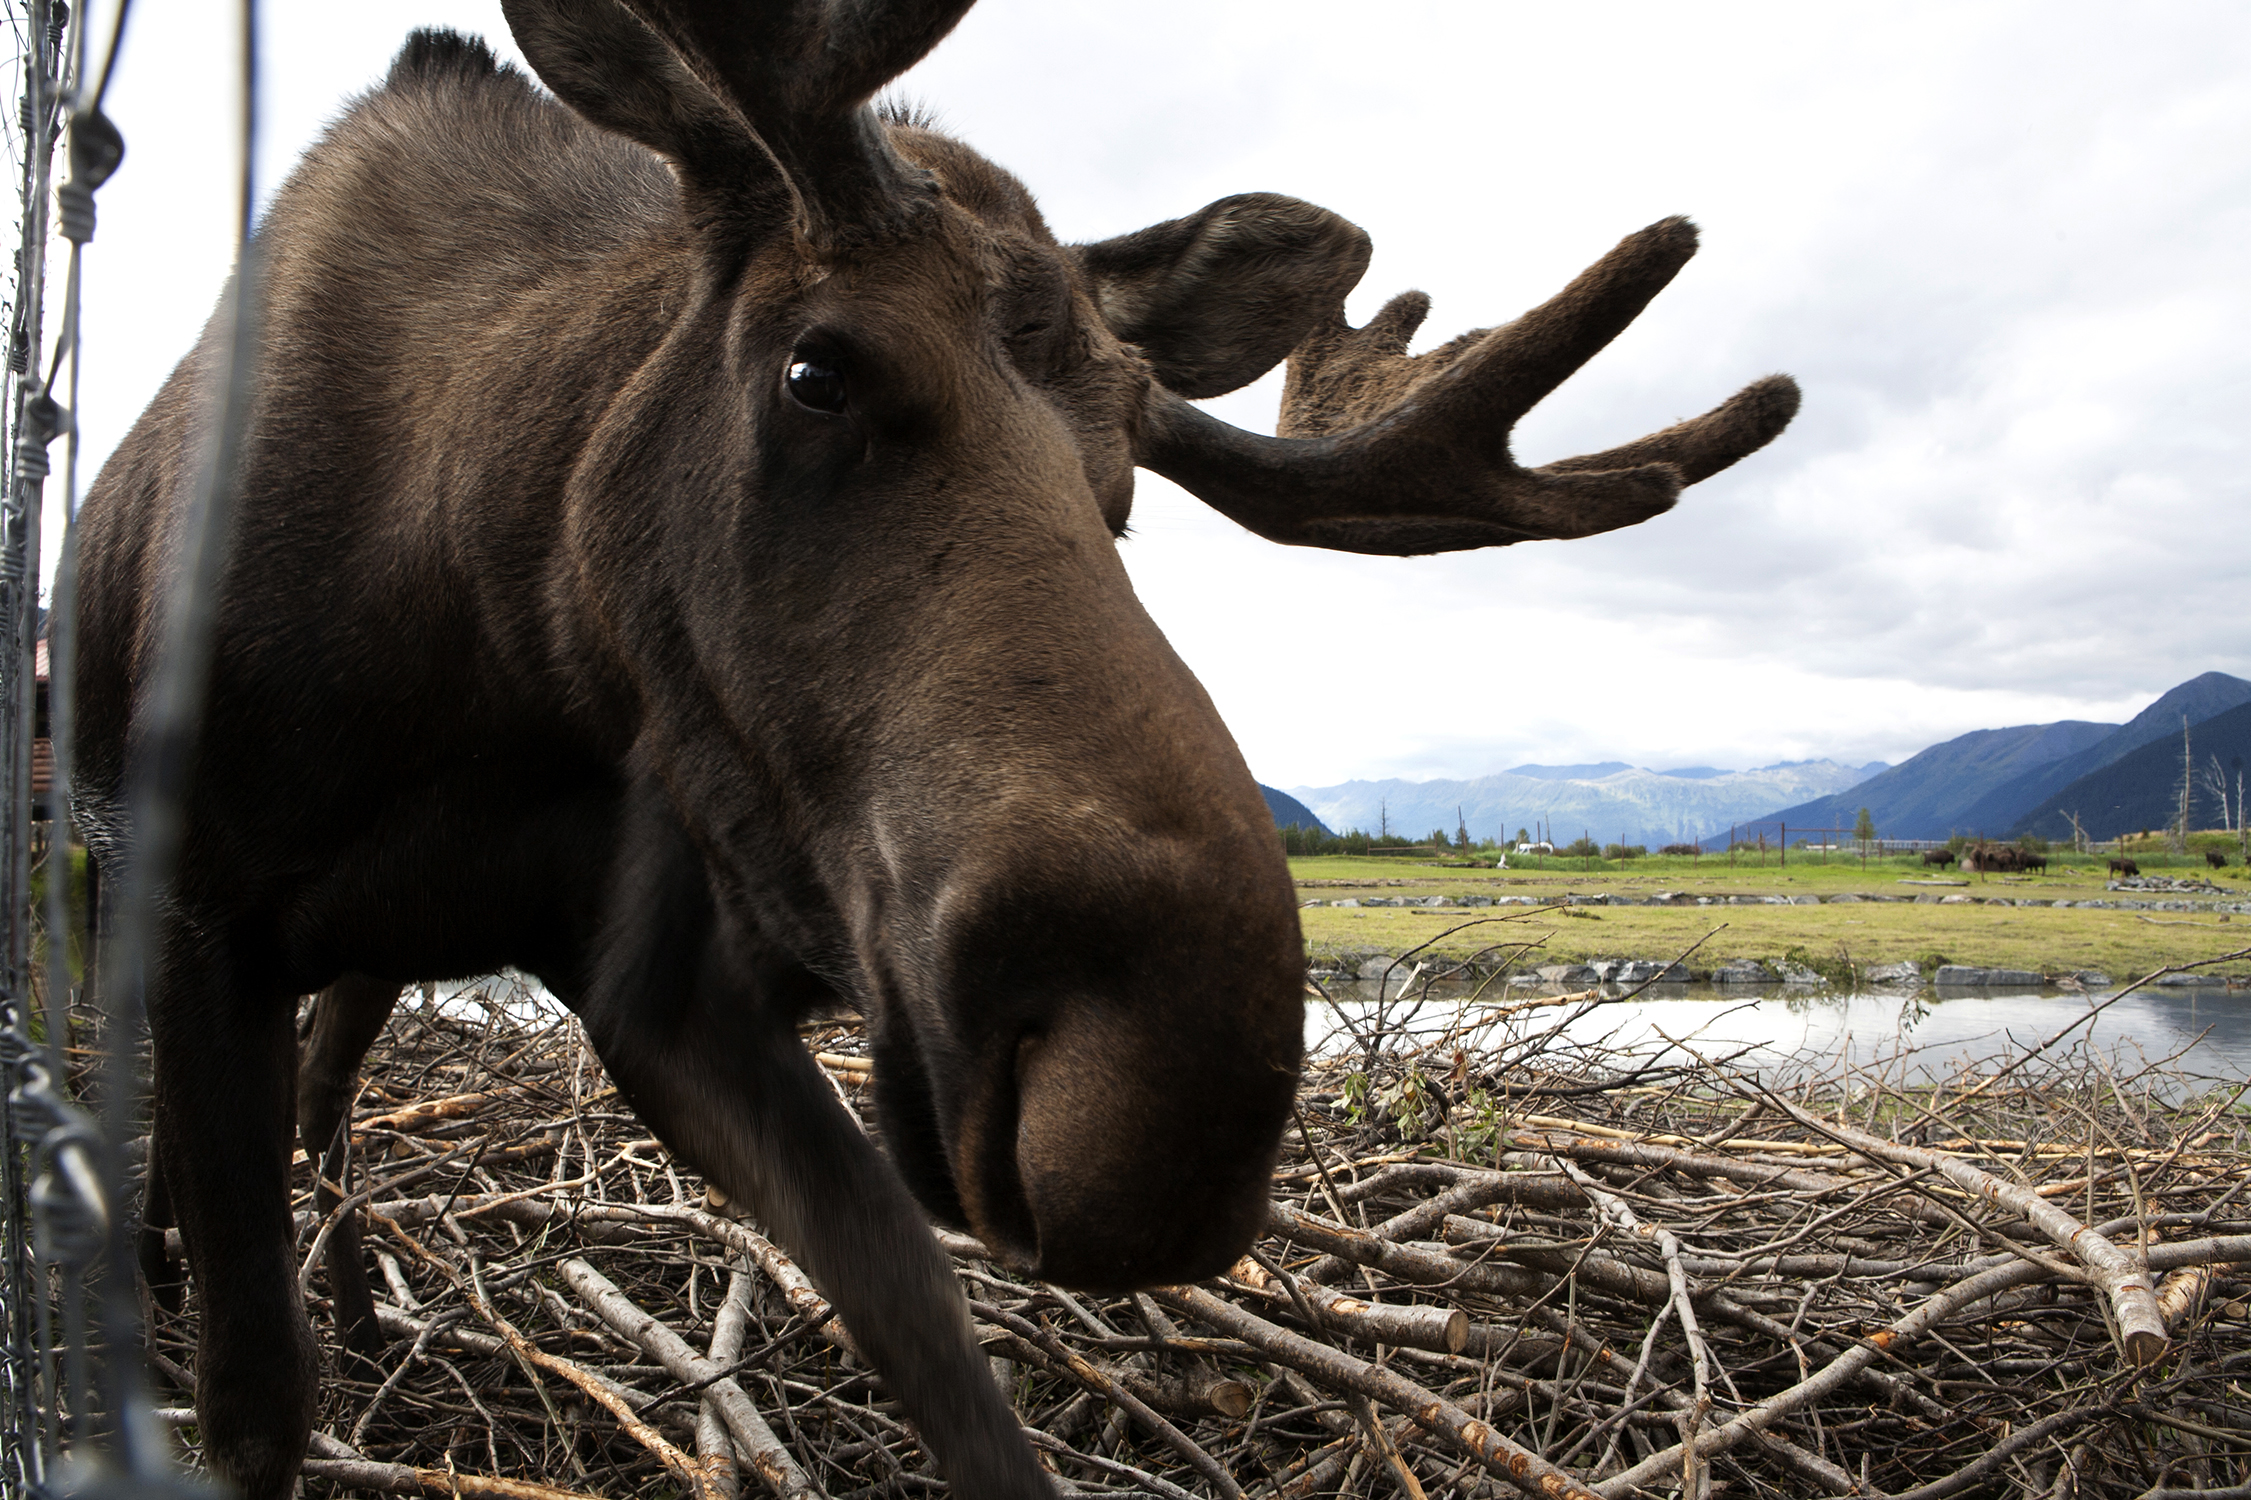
[40,1,2251,789]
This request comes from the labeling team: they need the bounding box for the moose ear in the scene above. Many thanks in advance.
[501,0,768,187]
[1075,194,1371,400]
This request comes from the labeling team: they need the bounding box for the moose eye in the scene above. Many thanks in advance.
[785,359,847,414]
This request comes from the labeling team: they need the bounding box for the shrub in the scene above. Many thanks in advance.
[1785,944,1854,986]
[1660,843,1700,856]
[1603,843,1647,860]
[1559,837,1602,858]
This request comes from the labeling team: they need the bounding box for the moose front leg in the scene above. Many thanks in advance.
[147,939,320,1500]
[582,989,1051,1500]
[573,786,1049,1500]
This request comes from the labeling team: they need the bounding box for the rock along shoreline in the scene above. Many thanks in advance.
[1312,950,2246,991]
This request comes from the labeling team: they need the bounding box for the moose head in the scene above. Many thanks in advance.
[79,2,1795,1496]
[498,0,1793,1283]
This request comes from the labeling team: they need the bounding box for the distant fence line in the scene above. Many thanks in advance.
[1283,824,2144,858]
[1707,822,2130,856]
[1717,825,1951,854]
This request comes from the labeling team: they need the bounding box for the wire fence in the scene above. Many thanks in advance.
[1,1,241,1494]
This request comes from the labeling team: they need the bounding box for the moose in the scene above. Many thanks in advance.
[74,3,1796,1496]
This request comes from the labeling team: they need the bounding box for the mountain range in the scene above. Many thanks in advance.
[1743,672,2251,842]
[1257,670,2251,848]
[2012,698,2251,841]
[1259,785,1331,836]
[1958,672,2251,834]
[1280,761,1886,849]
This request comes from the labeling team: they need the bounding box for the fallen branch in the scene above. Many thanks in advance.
[970,1299,1245,1500]
[560,1257,822,1500]
[1770,1099,2169,1363]
[1155,1284,1603,1500]
[371,1212,724,1500]
[1226,1255,1467,1354]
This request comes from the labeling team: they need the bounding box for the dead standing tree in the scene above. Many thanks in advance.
[2174,713,2194,854]
[2200,751,2233,835]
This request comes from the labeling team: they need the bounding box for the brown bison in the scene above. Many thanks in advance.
[1961,843,2045,874]
[2109,857,2141,877]
[1922,848,1957,868]
[2207,850,2229,869]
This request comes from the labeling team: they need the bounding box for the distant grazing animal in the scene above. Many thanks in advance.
[75,4,1797,1497]
[2208,850,2229,869]
[1961,843,2043,874]
[1922,849,1957,868]
[2110,857,2141,877]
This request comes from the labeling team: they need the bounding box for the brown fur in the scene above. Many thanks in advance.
[1962,843,2046,875]
[80,6,1796,1497]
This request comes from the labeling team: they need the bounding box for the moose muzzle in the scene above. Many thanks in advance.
[880,833,1306,1293]
[999,996,1299,1290]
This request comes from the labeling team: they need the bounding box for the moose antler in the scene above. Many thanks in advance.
[613,0,977,242]
[1139,216,1799,556]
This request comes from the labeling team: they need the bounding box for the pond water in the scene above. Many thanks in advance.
[1308,979,2251,1092]
[428,969,2251,1096]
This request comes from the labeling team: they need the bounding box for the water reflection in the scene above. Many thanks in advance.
[1310,979,2251,1092]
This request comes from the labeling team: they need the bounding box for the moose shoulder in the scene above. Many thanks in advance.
[74,4,1797,1497]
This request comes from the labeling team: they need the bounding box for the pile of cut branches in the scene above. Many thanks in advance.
[138,974,2251,1499]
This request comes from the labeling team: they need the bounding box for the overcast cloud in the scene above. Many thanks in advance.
[55,2,2251,787]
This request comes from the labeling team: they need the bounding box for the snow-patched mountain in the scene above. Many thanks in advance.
[1282,761,1885,849]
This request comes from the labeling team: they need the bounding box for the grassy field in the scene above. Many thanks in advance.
[1288,850,2251,981]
